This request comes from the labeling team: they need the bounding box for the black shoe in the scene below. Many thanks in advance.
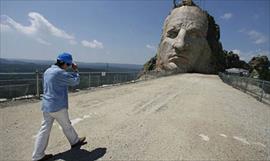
[37,154,53,161]
[71,137,86,148]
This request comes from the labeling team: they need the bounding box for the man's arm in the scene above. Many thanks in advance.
[57,71,80,87]
[57,63,80,87]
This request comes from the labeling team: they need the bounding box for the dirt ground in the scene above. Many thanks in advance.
[1,73,269,161]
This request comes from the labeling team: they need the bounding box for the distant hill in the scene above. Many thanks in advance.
[0,58,143,73]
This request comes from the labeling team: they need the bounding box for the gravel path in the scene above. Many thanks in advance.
[1,73,269,160]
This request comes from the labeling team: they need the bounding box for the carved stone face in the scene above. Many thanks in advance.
[157,6,212,73]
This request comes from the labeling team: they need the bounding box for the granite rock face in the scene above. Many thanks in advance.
[143,0,225,74]
[156,6,212,73]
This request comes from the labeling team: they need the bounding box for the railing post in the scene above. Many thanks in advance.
[88,73,91,88]
[35,69,40,99]
[134,72,136,81]
[244,78,248,93]
[98,75,100,86]
[112,75,115,84]
[260,81,265,102]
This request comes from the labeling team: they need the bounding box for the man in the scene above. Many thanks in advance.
[32,52,86,161]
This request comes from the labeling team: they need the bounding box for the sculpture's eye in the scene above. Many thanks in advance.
[188,29,203,38]
[167,29,179,39]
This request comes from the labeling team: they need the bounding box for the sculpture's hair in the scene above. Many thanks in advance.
[173,0,197,8]
[205,13,226,72]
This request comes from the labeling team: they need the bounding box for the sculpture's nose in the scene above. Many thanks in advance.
[173,29,187,51]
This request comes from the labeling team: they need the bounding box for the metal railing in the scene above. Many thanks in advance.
[0,71,139,100]
[219,72,270,105]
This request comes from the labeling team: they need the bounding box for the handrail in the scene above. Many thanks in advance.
[219,72,270,105]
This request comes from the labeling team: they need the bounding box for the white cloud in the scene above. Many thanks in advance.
[232,49,241,55]
[221,13,233,20]
[146,44,156,51]
[238,49,270,61]
[81,40,104,49]
[0,12,76,45]
[1,14,36,34]
[257,50,270,58]
[247,30,267,44]
[232,49,246,60]
[0,23,11,32]
[239,29,268,44]
[69,39,77,45]
[36,38,51,46]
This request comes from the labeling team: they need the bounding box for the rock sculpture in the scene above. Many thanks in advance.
[144,0,225,74]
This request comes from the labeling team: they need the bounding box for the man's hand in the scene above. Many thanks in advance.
[72,63,79,72]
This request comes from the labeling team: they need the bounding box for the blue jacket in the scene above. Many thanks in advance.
[42,65,80,112]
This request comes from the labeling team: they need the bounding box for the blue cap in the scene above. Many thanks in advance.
[57,52,73,65]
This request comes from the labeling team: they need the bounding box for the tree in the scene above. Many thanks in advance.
[249,56,270,81]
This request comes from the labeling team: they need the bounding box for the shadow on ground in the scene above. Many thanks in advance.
[50,144,107,161]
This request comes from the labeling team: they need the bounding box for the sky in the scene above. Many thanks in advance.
[0,0,269,65]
